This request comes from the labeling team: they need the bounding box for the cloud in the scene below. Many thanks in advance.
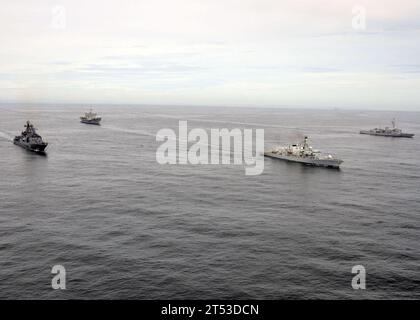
[389,64,420,74]
[0,0,419,109]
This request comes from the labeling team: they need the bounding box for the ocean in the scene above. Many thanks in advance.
[0,104,419,299]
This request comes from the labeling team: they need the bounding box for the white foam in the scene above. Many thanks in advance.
[0,131,13,141]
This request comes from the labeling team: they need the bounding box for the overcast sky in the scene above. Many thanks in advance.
[1,0,420,110]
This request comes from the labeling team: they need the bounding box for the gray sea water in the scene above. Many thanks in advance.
[0,104,419,299]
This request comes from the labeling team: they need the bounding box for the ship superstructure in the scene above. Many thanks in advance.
[360,119,414,138]
[13,121,48,153]
[80,109,101,125]
[264,136,343,168]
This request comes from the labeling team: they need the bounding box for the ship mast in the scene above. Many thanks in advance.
[302,136,309,150]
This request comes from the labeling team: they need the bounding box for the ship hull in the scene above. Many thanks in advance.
[13,139,48,154]
[81,119,101,125]
[264,152,342,168]
[360,131,414,138]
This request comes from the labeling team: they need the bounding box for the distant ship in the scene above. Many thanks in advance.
[360,119,414,138]
[80,109,101,125]
[264,136,343,168]
[14,121,48,154]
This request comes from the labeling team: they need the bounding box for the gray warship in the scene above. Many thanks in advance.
[80,109,101,125]
[360,119,414,138]
[14,121,48,154]
[264,136,343,168]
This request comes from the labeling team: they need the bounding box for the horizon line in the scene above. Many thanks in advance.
[0,101,419,113]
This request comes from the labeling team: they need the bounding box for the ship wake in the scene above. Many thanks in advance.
[102,125,157,138]
[0,131,13,141]
[102,125,261,163]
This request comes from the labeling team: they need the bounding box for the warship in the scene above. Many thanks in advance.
[80,109,101,125]
[360,119,414,138]
[264,136,343,168]
[13,121,48,154]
